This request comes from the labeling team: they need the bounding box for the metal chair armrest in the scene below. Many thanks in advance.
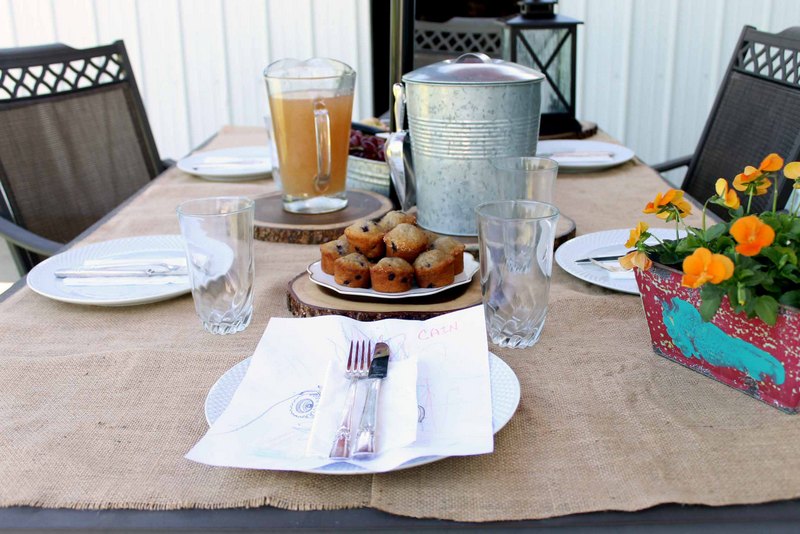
[0,217,63,256]
[652,155,692,173]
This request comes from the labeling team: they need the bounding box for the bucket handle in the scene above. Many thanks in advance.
[454,52,492,64]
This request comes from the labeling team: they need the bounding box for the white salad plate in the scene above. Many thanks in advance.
[204,351,520,475]
[537,140,635,173]
[555,228,682,295]
[26,235,192,306]
[178,146,272,181]
[306,252,479,300]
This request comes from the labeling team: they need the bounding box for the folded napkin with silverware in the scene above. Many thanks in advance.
[56,257,189,286]
[540,150,615,164]
[185,306,493,473]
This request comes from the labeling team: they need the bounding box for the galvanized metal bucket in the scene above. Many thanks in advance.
[387,53,544,235]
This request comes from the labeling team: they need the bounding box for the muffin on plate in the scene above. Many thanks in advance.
[344,220,386,259]
[383,223,428,263]
[378,210,416,231]
[370,257,415,293]
[432,236,466,274]
[319,236,351,275]
[422,229,441,247]
[333,253,371,288]
[413,249,455,289]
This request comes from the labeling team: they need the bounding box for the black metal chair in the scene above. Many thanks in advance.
[654,26,800,219]
[0,40,168,274]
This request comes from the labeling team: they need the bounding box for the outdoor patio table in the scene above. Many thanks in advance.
[2,126,800,531]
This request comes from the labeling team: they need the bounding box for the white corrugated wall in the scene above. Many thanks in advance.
[0,0,373,160]
[561,0,800,171]
[1,0,798,167]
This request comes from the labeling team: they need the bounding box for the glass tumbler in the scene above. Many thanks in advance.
[476,200,560,348]
[177,197,255,335]
[264,58,356,214]
[490,156,559,204]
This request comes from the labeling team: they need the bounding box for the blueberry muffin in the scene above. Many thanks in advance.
[422,229,441,247]
[432,236,466,274]
[319,236,352,275]
[383,223,428,263]
[413,249,455,288]
[378,210,416,231]
[370,257,415,293]
[344,220,386,259]
[333,253,371,288]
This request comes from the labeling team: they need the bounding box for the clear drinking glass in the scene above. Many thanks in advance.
[490,156,559,204]
[264,58,356,214]
[476,200,560,348]
[177,197,255,335]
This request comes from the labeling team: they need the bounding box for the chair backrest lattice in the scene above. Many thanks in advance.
[736,38,800,87]
[413,18,504,68]
[0,41,163,274]
[0,53,126,100]
[682,26,800,219]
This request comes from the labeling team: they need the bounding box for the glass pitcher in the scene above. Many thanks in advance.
[264,58,356,214]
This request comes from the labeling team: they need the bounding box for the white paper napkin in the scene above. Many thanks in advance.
[61,276,189,286]
[185,306,493,473]
[552,154,614,164]
[305,347,418,458]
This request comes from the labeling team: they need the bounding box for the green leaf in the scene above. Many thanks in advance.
[788,219,800,238]
[705,222,728,242]
[779,290,800,309]
[675,239,698,254]
[699,285,724,322]
[755,296,779,326]
[774,246,798,266]
[657,250,682,266]
[760,247,780,264]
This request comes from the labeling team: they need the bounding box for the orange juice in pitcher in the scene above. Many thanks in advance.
[265,59,356,214]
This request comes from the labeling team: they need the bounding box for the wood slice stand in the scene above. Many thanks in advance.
[285,215,573,321]
[287,274,482,321]
[253,189,392,244]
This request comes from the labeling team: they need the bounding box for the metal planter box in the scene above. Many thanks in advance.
[635,263,800,413]
[346,155,390,198]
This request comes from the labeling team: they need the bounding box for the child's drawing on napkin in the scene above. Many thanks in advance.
[186,306,493,473]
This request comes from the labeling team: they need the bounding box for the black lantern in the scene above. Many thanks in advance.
[502,0,582,136]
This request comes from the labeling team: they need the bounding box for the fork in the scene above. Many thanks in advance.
[329,340,371,459]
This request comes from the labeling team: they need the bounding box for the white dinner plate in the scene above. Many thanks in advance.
[306,252,479,300]
[26,235,191,306]
[205,351,520,475]
[177,146,272,181]
[537,140,635,173]
[555,228,682,295]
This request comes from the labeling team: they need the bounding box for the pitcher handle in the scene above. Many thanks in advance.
[313,100,332,193]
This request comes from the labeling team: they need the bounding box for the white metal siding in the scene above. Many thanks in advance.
[0,0,372,159]
[561,0,800,169]
[1,0,798,166]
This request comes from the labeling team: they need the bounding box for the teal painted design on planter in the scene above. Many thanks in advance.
[662,298,785,385]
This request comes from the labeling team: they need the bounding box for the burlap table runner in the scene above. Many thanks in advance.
[1,126,799,522]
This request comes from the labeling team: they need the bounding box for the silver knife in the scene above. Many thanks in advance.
[352,342,390,457]
[574,253,631,265]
